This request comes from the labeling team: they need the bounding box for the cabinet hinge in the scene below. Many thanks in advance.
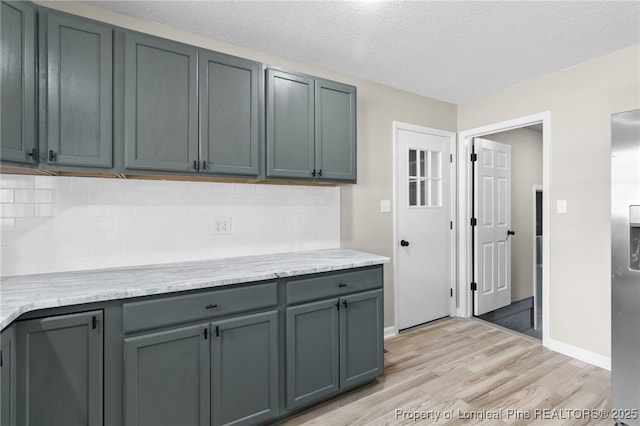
[215,326,220,337]
[470,153,477,162]
[204,328,208,340]
[471,282,477,291]
[470,218,477,227]
[92,316,97,330]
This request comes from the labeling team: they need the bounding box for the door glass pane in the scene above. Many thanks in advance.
[420,179,426,206]
[430,150,441,178]
[409,149,416,177]
[409,178,417,206]
[430,179,441,206]
[420,150,426,177]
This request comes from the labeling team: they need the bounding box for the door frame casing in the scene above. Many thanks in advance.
[392,121,457,334]
[457,112,551,344]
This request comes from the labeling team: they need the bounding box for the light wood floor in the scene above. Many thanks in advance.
[279,317,611,425]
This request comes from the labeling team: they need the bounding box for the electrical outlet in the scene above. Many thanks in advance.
[214,217,232,235]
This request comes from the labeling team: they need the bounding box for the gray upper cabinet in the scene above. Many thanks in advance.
[16,310,103,426]
[124,32,199,172]
[266,69,315,180]
[0,1,37,165]
[211,310,279,426]
[266,68,357,182]
[315,80,357,181]
[1,325,16,426]
[41,11,113,169]
[124,323,210,426]
[199,51,260,177]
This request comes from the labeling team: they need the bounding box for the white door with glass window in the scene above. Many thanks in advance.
[396,124,452,330]
[474,138,512,315]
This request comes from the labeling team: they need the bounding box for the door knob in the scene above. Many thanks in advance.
[400,240,410,247]
[507,230,515,236]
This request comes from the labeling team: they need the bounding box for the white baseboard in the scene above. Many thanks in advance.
[384,326,397,340]
[545,337,611,370]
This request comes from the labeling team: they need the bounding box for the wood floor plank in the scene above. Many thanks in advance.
[278,318,611,425]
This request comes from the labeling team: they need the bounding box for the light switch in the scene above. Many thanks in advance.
[380,200,391,213]
[557,200,567,214]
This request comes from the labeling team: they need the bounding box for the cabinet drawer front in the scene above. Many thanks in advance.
[123,282,277,333]
[286,267,382,305]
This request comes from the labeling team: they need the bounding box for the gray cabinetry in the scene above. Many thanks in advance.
[40,11,113,169]
[199,51,261,177]
[211,310,279,426]
[124,32,199,172]
[0,1,37,166]
[124,323,210,426]
[266,68,356,182]
[1,325,16,426]
[285,267,383,410]
[15,310,103,426]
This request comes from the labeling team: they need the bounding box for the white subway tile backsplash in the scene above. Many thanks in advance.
[0,175,340,276]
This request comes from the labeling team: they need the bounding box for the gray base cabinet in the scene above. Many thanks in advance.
[1,325,16,426]
[0,1,37,166]
[285,268,383,410]
[211,311,279,426]
[124,323,210,426]
[15,310,103,426]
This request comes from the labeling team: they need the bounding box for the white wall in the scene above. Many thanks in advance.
[485,127,542,303]
[0,175,339,276]
[459,45,640,360]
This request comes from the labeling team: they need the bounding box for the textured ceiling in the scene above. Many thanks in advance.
[89,0,640,105]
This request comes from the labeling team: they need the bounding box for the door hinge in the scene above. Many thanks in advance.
[470,153,477,162]
[450,154,453,163]
[204,328,208,340]
[471,282,477,291]
[450,288,453,297]
[92,316,97,330]
[450,221,453,230]
[470,218,477,227]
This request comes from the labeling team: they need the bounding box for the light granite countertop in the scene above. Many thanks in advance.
[0,248,389,330]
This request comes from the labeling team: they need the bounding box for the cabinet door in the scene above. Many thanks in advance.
[124,32,198,172]
[199,51,260,176]
[286,299,339,410]
[266,69,315,180]
[339,290,384,388]
[0,1,36,165]
[315,79,357,182]
[124,323,209,426]
[16,310,103,426]
[43,12,113,168]
[1,325,16,426]
[211,310,279,426]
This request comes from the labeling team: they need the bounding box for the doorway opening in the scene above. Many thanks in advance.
[457,112,550,344]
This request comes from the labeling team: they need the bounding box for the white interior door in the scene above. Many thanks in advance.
[474,138,512,315]
[397,125,452,330]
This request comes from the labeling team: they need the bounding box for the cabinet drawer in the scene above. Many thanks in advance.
[123,282,277,333]
[286,266,382,305]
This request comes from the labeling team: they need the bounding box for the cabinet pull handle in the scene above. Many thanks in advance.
[92,316,97,329]
[1,350,3,367]
[48,150,57,162]
[318,169,322,177]
[338,283,347,288]
[204,328,208,340]
[192,160,198,171]
[27,148,37,159]
[202,161,207,170]
[215,326,220,337]
[343,300,348,309]
[335,301,340,311]
[311,169,316,178]
[205,304,218,309]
